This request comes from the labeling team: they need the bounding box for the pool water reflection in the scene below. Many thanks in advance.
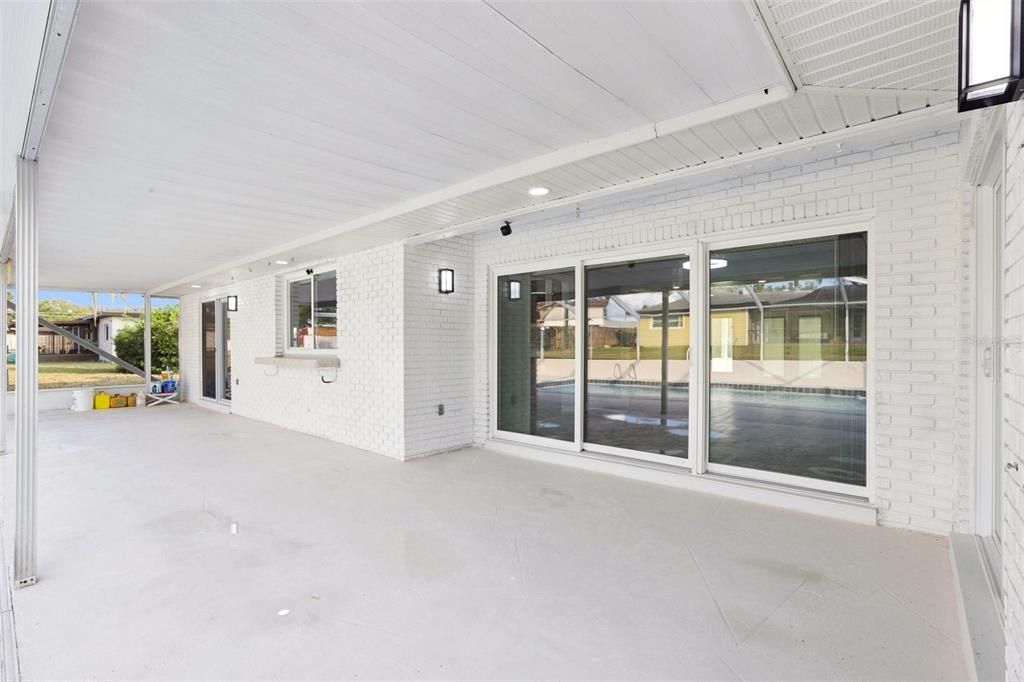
[535,383,866,485]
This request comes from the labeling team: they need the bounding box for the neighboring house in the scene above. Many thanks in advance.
[7,311,140,361]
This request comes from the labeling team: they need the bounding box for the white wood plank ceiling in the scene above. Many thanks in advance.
[29,0,959,295]
[758,0,959,92]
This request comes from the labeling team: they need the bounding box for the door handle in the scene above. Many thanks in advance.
[1007,461,1019,472]
[983,346,993,378]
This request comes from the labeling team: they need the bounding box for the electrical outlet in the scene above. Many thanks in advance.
[437,404,445,416]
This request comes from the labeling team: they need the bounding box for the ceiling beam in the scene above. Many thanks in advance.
[21,0,79,160]
[150,85,792,295]
[799,84,955,100]
[404,103,956,247]
[747,0,803,90]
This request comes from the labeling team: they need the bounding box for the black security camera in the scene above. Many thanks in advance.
[500,221,512,237]
[305,268,314,275]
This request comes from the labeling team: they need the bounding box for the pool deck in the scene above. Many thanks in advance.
[2,404,965,680]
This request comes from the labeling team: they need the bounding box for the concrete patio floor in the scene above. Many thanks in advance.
[2,405,966,680]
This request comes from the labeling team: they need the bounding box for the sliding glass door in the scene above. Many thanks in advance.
[706,233,867,489]
[495,268,576,443]
[201,298,232,404]
[491,229,868,496]
[583,255,691,461]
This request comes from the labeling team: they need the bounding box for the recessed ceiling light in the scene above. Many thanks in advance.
[682,259,728,270]
[274,260,289,265]
[528,186,550,197]
[191,284,201,288]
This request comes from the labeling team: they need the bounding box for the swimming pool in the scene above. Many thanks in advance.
[527,382,866,486]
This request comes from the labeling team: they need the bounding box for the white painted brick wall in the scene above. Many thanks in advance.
[1002,99,1024,681]
[472,127,968,535]
[177,127,981,540]
[180,244,406,459]
[403,238,475,458]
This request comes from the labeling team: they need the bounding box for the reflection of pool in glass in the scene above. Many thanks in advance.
[533,382,866,486]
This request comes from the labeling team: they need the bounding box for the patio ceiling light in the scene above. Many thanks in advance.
[438,268,455,294]
[528,186,550,196]
[190,284,201,288]
[274,260,289,265]
[958,0,1023,111]
[682,259,728,270]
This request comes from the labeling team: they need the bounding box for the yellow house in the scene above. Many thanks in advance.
[636,309,751,354]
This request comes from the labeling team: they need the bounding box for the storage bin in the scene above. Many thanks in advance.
[94,392,110,410]
[71,389,94,412]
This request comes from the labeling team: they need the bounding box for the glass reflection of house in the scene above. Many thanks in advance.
[627,278,867,363]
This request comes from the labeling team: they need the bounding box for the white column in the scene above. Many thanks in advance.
[144,294,152,388]
[14,157,38,588]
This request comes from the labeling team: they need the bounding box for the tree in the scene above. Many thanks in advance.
[38,299,93,321]
[113,304,179,374]
[5,296,95,327]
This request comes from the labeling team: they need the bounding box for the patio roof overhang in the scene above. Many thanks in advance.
[1,0,960,298]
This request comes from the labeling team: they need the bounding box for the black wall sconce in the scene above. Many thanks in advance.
[438,268,455,294]
[958,0,1023,111]
[227,295,238,312]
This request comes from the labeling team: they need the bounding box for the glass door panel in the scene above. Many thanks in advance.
[496,268,576,442]
[201,301,216,399]
[584,256,690,459]
[202,298,232,404]
[221,299,232,402]
[707,233,868,487]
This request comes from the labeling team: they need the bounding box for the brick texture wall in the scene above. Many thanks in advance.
[180,244,407,459]
[178,127,976,536]
[180,240,480,461]
[403,238,475,458]
[472,127,967,534]
[1002,99,1024,681]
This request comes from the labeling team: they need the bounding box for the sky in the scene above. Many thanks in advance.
[39,291,177,309]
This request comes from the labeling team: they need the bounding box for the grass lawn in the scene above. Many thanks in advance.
[8,361,144,390]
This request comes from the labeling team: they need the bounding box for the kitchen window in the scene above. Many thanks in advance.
[286,269,337,351]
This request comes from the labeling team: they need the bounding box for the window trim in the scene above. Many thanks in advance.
[283,266,338,355]
[488,213,875,502]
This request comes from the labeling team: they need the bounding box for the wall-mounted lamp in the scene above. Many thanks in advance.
[227,295,238,312]
[509,279,521,300]
[958,0,1023,111]
[438,268,455,294]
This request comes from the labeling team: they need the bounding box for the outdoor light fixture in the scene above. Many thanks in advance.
[190,284,201,288]
[958,0,1023,111]
[682,258,728,270]
[528,186,550,197]
[509,280,522,300]
[274,260,289,265]
[438,268,455,294]
[500,221,512,237]
[227,295,238,312]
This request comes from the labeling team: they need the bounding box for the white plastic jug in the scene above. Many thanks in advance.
[71,388,94,412]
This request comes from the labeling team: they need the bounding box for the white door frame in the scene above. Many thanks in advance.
[973,118,1005,597]
[201,296,232,406]
[488,213,874,500]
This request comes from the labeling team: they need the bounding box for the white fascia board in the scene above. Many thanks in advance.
[747,0,802,90]
[149,86,792,295]
[799,84,956,100]
[22,0,80,160]
[405,104,956,246]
